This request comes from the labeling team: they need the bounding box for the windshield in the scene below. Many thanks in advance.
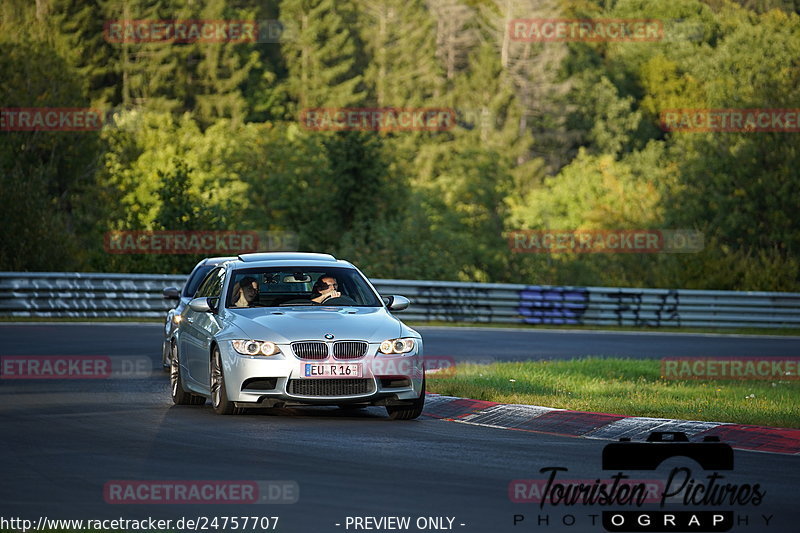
[225,266,381,308]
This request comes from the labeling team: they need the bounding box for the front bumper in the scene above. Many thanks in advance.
[219,341,424,406]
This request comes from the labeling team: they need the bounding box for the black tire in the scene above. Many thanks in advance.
[386,377,425,420]
[171,343,205,406]
[211,346,243,415]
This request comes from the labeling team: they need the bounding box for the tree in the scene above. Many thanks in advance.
[356,0,443,108]
[41,0,119,108]
[664,8,800,264]
[189,0,261,125]
[426,0,480,83]
[474,0,573,171]
[279,0,366,110]
[0,40,100,271]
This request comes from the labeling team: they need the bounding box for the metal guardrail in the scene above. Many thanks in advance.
[1,272,798,328]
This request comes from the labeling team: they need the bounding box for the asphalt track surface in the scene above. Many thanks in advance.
[1,323,798,533]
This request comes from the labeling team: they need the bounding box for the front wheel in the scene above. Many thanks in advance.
[211,347,243,415]
[386,377,425,420]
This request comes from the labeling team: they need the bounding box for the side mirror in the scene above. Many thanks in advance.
[386,295,410,311]
[188,297,212,313]
[163,287,180,300]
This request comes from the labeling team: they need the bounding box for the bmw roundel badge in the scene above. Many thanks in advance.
[324,333,334,340]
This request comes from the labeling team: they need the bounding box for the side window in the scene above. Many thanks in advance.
[196,268,224,298]
[183,265,213,297]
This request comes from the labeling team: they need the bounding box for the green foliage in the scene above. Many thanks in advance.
[660,8,800,289]
[279,0,366,110]
[356,0,443,107]
[0,0,797,293]
[0,40,100,270]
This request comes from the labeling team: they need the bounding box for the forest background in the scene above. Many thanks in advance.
[1,0,798,291]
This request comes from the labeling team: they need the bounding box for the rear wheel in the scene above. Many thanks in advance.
[211,347,243,415]
[170,343,205,406]
[386,377,425,420]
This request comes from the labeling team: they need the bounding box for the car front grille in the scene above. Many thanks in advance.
[291,342,328,360]
[333,341,368,360]
[288,378,374,396]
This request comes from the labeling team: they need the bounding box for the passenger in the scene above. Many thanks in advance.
[310,275,341,304]
[232,276,259,307]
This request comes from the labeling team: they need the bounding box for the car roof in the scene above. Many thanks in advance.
[238,252,336,262]
[230,252,353,269]
[200,256,237,266]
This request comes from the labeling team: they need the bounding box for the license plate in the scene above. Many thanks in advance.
[304,363,362,378]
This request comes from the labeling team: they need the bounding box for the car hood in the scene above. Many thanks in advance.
[222,307,408,343]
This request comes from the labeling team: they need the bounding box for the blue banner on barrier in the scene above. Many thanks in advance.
[518,286,589,325]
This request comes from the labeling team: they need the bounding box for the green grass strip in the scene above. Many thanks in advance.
[426,357,800,429]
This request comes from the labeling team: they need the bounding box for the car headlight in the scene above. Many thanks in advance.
[378,338,416,354]
[172,315,182,324]
[231,340,280,356]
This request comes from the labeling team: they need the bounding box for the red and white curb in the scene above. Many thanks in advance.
[422,394,800,455]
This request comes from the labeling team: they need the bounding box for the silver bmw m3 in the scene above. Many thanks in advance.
[170,252,425,419]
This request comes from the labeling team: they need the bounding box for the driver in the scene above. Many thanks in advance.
[310,275,341,304]
[232,276,259,307]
